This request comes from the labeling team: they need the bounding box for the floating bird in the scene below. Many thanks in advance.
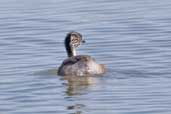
[58,31,106,76]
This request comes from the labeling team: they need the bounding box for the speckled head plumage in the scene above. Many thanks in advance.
[65,31,85,57]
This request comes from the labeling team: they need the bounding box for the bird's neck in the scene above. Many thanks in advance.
[72,48,77,57]
[66,45,77,57]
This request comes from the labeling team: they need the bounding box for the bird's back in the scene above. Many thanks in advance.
[58,55,105,76]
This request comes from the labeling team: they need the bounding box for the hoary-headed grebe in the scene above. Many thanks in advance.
[58,31,106,76]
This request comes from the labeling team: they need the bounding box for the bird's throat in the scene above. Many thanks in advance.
[72,48,77,56]
[66,46,77,57]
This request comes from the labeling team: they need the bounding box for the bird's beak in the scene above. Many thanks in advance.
[82,39,86,43]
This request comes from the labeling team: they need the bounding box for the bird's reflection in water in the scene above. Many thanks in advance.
[67,103,85,114]
[63,75,98,114]
[64,75,97,96]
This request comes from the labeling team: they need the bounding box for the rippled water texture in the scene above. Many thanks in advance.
[0,0,171,114]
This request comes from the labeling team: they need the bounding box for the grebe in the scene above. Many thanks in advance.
[58,31,106,76]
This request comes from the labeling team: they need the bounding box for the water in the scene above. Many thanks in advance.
[0,0,171,114]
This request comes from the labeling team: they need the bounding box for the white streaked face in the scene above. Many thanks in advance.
[70,33,82,48]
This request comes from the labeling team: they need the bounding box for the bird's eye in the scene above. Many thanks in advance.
[72,39,75,42]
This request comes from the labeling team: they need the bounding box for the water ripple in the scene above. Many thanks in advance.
[0,0,171,114]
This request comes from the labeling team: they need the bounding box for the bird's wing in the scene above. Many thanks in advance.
[61,55,94,66]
